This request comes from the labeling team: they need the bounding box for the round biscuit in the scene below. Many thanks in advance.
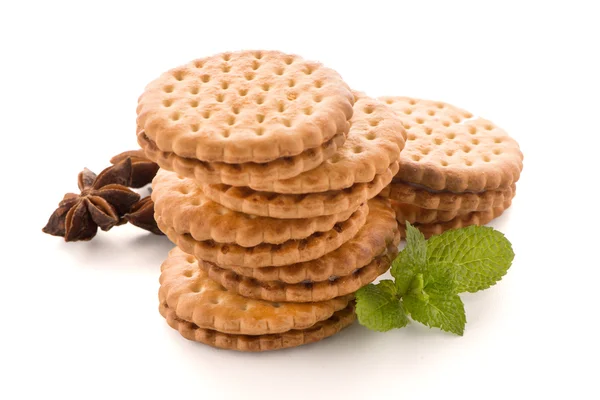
[137,50,354,163]
[379,96,523,192]
[198,161,399,218]
[390,201,471,224]
[213,197,399,284]
[158,202,368,267]
[391,187,515,224]
[138,130,347,185]
[152,169,359,247]
[159,302,356,352]
[200,247,396,303]
[396,199,512,238]
[159,247,352,335]
[381,182,516,212]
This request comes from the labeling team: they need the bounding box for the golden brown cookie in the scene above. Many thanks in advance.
[217,197,399,283]
[159,302,356,352]
[244,93,406,193]
[152,169,360,247]
[379,96,523,192]
[397,200,512,238]
[390,201,468,224]
[198,161,399,218]
[158,203,368,267]
[159,247,352,335]
[137,50,354,163]
[139,130,346,186]
[200,248,395,302]
[381,182,516,212]
[391,189,515,224]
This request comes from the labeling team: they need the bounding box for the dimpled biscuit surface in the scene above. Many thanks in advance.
[137,50,354,163]
[245,93,406,193]
[379,96,523,192]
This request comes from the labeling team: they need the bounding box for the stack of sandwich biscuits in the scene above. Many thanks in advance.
[138,50,407,351]
[378,96,523,237]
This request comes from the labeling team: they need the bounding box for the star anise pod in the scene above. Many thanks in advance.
[42,158,141,242]
[124,196,164,235]
[110,149,159,188]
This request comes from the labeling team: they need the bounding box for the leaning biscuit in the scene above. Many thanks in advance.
[379,96,523,192]
[158,203,368,267]
[139,130,347,185]
[216,197,399,283]
[137,50,354,163]
[159,247,352,335]
[152,169,360,247]
[159,302,356,352]
[244,93,406,193]
[198,161,399,218]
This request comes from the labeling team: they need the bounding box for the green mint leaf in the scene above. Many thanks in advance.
[408,273,429,302]
[391,222,427,294]
[409,273,425,292]
[426,225,514,293]
[377,279,398,297]
[355,283,408,332]
[404,221,427,266]
[423,264,458,296]
[391,251,417,295]
[404,292,466,336]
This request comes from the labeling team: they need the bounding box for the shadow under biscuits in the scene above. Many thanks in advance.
[61,226,172,271]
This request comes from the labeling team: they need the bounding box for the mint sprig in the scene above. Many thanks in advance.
[356,222,514,335]
[355,283,408,332]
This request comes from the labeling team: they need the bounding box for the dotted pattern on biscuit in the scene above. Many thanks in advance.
[137,50,354,163]
[159,302,356,352]
[216,197,399,283]
[245,93,407,193]
[159,247,351,335]
[379,96,523,192]
[198,162,399,218]
[139,131,346,186]
[381,182,516,212]
[152,169,360,247]
[158,202,367,267]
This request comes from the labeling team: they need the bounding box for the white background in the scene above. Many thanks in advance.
[1,1,598,399]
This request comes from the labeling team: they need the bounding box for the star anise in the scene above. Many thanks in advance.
[124,196,164,235]
[42,158,141,242]
[110,150,159,188]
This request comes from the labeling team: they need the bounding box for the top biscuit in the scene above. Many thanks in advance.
[137,50,354,163]
[379,97,523,192]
